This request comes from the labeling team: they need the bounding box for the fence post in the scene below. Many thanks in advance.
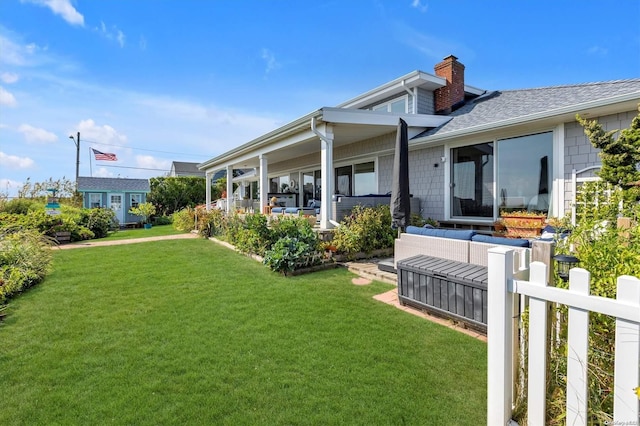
[527,261,549,425]
[613,275,640,423]
[487,247,515,426]
[566,268,590,425]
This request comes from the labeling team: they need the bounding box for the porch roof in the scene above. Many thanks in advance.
[198,108,451,172]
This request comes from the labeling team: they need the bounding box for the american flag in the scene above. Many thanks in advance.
[92,148,117,161]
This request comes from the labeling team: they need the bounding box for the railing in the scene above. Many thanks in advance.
[487,246,640,426]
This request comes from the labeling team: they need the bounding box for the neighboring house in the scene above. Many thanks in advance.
[77,177,151,225]
[169,161,206,177]
[198,55,640,229]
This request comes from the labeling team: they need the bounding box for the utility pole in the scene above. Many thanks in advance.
[69,132,80,189]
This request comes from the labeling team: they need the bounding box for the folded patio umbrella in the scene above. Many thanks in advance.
[390,118,411,233]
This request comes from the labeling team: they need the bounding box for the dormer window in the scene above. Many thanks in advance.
[372,96,407,113]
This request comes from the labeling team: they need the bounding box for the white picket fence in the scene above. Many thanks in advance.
[487,246,640,426]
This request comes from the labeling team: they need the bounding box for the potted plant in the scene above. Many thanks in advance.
[129,202,156,229]
[500,210,546,238]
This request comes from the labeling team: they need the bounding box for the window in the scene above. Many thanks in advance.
[336,166,352,196]
[372,97,408,113]
[335,161,377,196]
[269,175,290,193]
[89,193,102,208]
[497,132,553,214]
[449,131,554,219]
[354,161,376,195]
[130,194,142,209]
[451,143,494,217]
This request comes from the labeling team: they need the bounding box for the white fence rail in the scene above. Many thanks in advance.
[487,246,640,426]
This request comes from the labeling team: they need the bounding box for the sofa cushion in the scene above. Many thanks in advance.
[405,226,476,241]
[471,234,530,248]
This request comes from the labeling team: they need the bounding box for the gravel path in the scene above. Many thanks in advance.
[54,232,199,249]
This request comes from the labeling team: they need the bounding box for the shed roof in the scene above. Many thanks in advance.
[77,177,150,192]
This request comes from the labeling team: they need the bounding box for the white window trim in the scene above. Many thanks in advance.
[444,127,560,222]
[334,157,379,195]
[371,95,409,113]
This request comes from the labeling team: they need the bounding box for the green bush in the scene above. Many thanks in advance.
[262,216,322,274]
[518,180,640,425]
[81,208,117,239]
[172,207,196,232]
[331,205,395,256]
[0,198,43,215]
[233,213,272,256]
[153,215,172,226]
[0,227,52,304]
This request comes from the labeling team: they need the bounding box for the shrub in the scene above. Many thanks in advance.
[0,198,43,215]
[153,215,172,226]
[0,227,52,304]
[233,213,272,256]
[262,216,322,274]
[81,208,118,238]
[332,205,395,256]
[515,181,640,425]
[172,207,196,232]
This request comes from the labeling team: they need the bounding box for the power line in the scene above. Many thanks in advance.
[81,138,212,159]
[96,164,171,172]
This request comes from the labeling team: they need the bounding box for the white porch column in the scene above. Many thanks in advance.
[298,171,304,205]
[226,165,233,215]
[259,154,268,213]
[319,124,334,229]
[205,170,212,211]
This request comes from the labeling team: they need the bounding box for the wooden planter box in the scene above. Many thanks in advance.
[501,215,545,238]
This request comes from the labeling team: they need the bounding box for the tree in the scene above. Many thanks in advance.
[129,202,156,225]
[147,176,208,216]
[577,105,640,189]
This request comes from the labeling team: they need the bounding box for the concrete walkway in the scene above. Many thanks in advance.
[53,232,198,249]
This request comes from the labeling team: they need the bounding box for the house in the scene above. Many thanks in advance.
[77,177,151,225]
[169,161,206,177]
[198,55,640,229]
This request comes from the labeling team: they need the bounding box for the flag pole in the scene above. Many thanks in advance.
[89,147,93,177]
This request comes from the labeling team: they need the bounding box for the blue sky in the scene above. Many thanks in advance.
[1,0,639,197]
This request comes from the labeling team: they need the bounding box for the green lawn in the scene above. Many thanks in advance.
[0,239,487,425]
[101,224,186,240]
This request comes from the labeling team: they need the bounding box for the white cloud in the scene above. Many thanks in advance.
[76,119,128,146]
[93,167,114,178]
[588,45,608,56]
[0,178,23,195]
[97,22,126,48]
[136,155,171,173]
[411,0,428,13]
[0,86,17,107]
[261,48,281,74]
[1,72,19,84]
[18,124,58,143]
[23,0,84,26]
[0,151,35,169]
[392,20,473,61]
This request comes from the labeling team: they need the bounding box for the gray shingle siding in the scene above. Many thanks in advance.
[415,87,435,115]
[563,110,637,212]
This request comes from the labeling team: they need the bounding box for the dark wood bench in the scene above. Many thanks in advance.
[55,231,71,244]
[397,254,488,333]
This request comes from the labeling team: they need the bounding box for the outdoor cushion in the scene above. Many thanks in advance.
[405,226,475,240]
[271,207,285,214]
[471,234,530,248]
[284,207,300,214]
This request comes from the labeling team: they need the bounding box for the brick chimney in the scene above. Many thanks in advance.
[433,55,465,114]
